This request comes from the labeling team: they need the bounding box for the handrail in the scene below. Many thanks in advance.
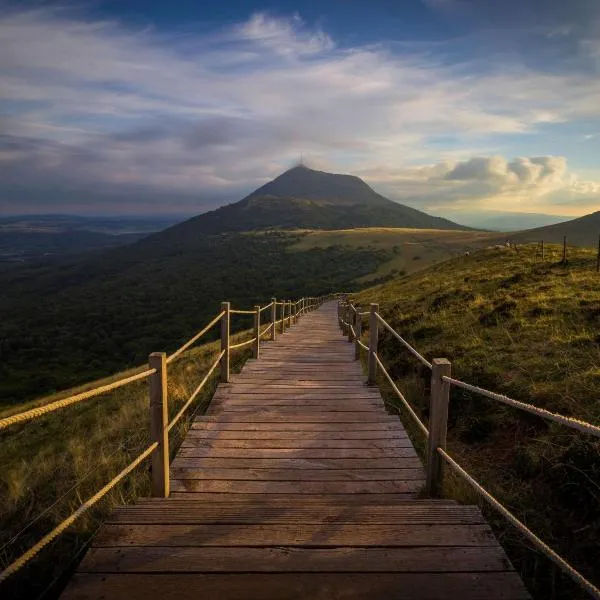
[230,337,257,350]
[0,368,156,431]
[375,313,432,369]
[230,309,255,315]
[345,297,600,599]
[167,350,224,432]
[166,311,225,365]
[259,302,273,313]
[442,375,600,438]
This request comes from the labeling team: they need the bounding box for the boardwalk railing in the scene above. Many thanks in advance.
[339,297,600,600]
[0,293,335,583]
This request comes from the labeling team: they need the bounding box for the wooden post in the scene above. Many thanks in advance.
[347,305,355,343]
[367,303,379,385]
[280,301,285,334]
[288,300,292,328]
[596,234,600,272]
[271,298,277,341]
[253,305,260,359]
[541,240,544,262]
[149,352,169,498]
[220,301,230,383]
[354,311,362,360]
[426,358,451,497]
[563,235,567,264]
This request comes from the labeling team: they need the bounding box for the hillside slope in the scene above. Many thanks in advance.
[353,244,600,598]
[512,210,600,247]
[158,165,470,235]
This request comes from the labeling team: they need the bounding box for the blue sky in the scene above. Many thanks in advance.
[1,0,600,216]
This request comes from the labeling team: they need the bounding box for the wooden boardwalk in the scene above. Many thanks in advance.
[62,302,530,599]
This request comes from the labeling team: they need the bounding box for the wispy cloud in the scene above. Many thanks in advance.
[1,7,600,214]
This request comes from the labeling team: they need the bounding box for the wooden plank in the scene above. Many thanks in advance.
[194,414,396,422]
[63,573,531,599]
[169,492,430,503]
[209,406,386,414]
[108,504,481,526]
[169,480,422,494]
[79,546,512,573]
[170,457,423,470]
[190,421,404,431]
[184,430,408,440]
[169,468,424,481]
[210,398,384,407]
[93,523,496,547]
[176,447,419,459]
[180,438,415,449]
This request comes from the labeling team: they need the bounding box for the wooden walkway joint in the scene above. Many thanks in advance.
[62,302,530,599]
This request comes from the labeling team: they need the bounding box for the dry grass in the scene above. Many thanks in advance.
[353,243,600,600]
[0,327,256,599]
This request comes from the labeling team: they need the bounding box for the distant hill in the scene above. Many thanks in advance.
[428,209,571,232]
[161,165,469,237]
[512,211,600,247]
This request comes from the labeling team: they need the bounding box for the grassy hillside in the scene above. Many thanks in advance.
[352,244,600,599]
[513,210,600,247]
[291,227,497,283]
[0,329,254,599]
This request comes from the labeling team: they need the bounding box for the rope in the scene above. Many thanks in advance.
[230,309,255,315]
[374,354,429,437]
[437,448,600,600]
[260,323,273,338]
[0,441,158,583]
[376,313,432,369]
[358,311,369,317]
[356,339,368,351]
[230,337,256,350]
[443,376,600,438]
[0,369,155,431]
[166,311,224,364]
[259,302,273,313]
[167,351,224,432]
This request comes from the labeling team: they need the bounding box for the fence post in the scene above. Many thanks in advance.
[367,303,379,385]
[541,240,544,262]
[596,234,600,273]
[348,305,355,343]
[220,301,230,383]
[426,358,451,497]
[288,300,292,328]
[562,235,567,264]
[271,298,277,341]
[253,305,260,359]
[280,301,286,334]
[354,311,362,360]
[149,352,169,498]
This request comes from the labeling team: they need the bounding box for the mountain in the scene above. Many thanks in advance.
[428,209,571,232]
[164,165,469,236]
[511,211,600,247]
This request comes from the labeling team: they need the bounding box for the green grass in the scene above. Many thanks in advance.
[352,243,600,599]
[0,327,255,599]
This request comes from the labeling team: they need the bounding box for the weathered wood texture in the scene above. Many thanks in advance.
[62,301,530,600]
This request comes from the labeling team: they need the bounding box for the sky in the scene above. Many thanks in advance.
[1,0,600,217]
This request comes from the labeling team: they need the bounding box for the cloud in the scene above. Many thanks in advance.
[1,7,600,215]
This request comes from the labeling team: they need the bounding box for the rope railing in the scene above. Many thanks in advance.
[374,353,429,438]
[167,350,224,432]
[342,297,600,599]
[166,311,224,365]
[438,447,600,600]
[0,368,156,431]
[230,337,257,350]
[442,376,600,438]
[0,441,158,584]
[375,313,432,369]
[0,290,335,585]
